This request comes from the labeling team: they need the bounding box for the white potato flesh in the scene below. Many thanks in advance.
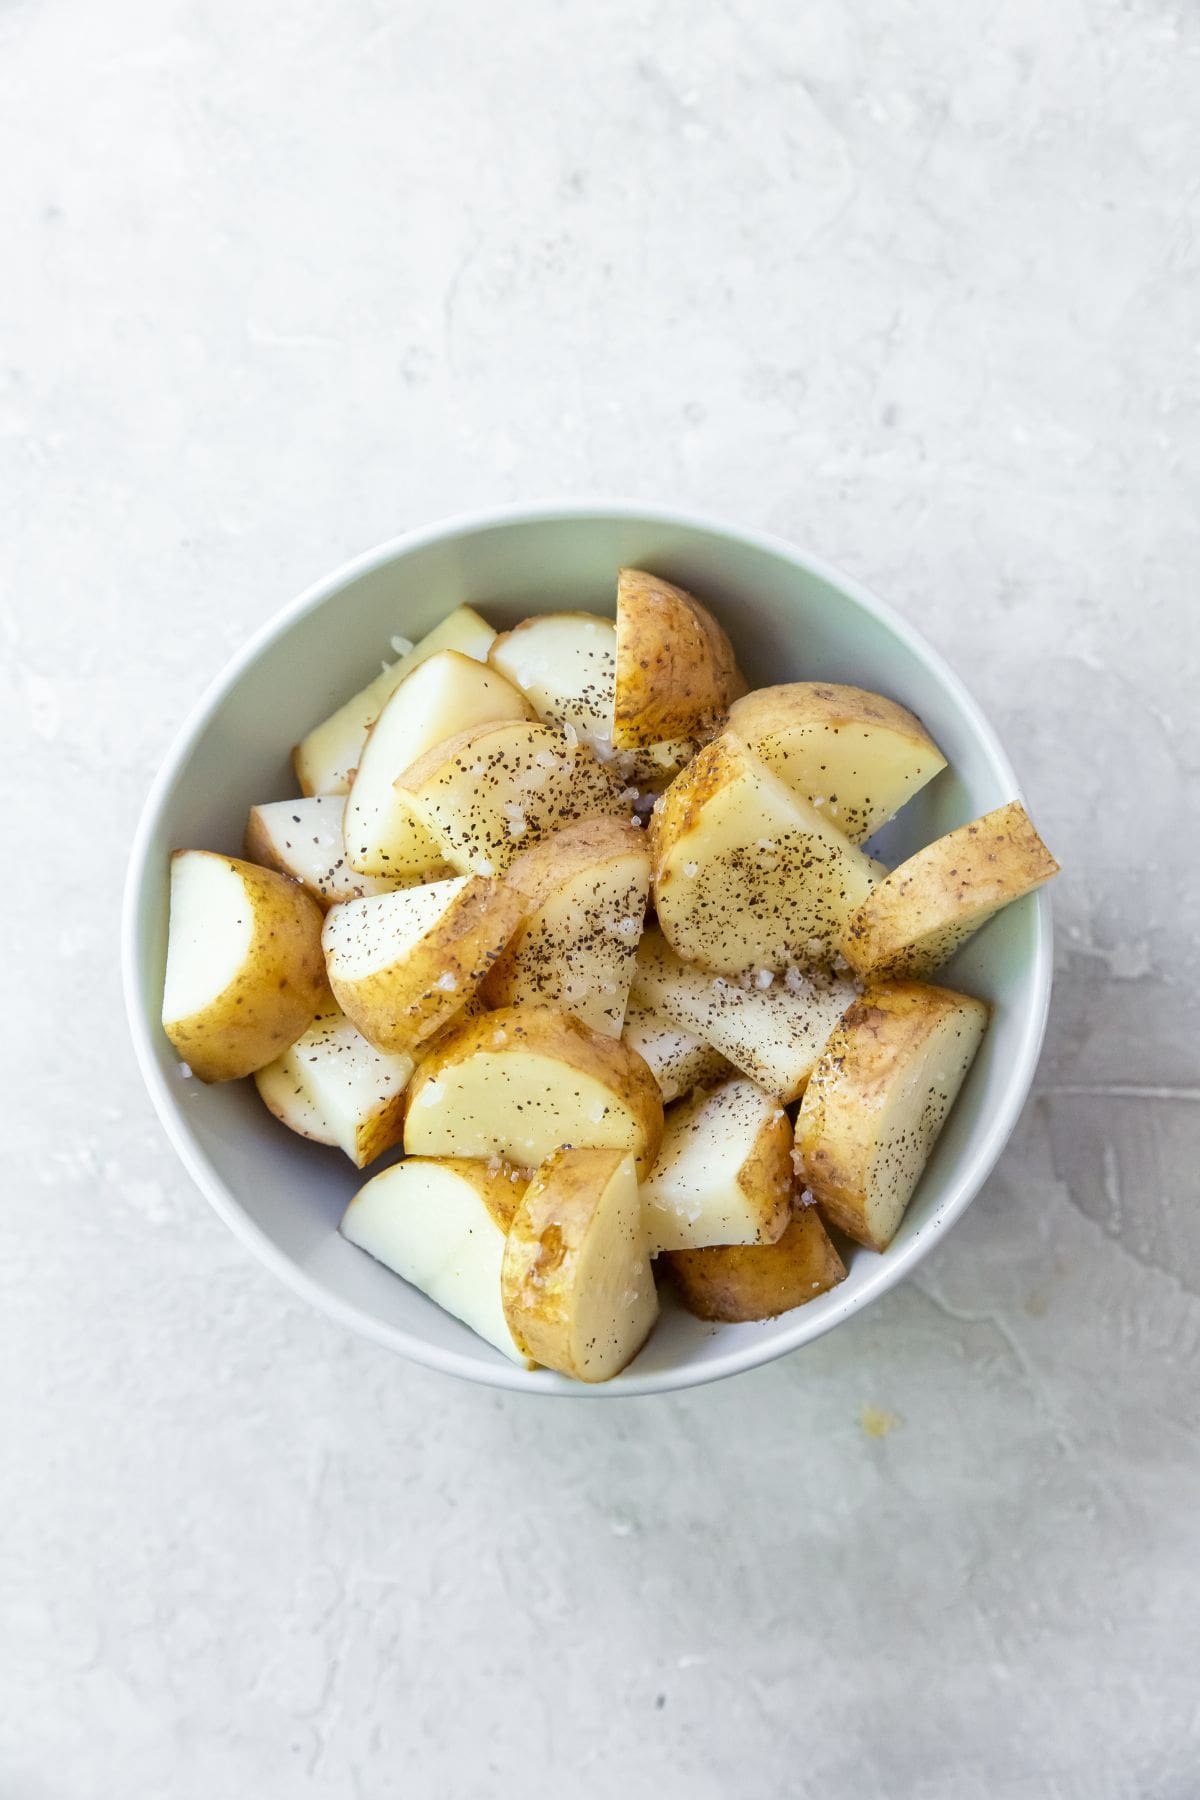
[640,1076,793,1255]
[482,844,650,1036]
[254,1057,337,1146]
[259,1001,414,1167]
[795,982,990,1251]
[344,651,532,878]
[324,877,469,982]
[651,735,881,974]
[488,612,691,785]
[293,605,495,796]
[727,683,947,844]
[162,854,252,1024]
[501,1148,657,1382]
[340,1159,530,1365]
[403,1009,663,1177]
[630,927,856,1103]
[244,796,401,907]
[396,721,627,875]
[620,995,731,1102]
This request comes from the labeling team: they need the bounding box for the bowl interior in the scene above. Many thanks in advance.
[125,509,1051,1394]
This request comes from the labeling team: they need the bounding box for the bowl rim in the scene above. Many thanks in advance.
[122,499,1053,1397]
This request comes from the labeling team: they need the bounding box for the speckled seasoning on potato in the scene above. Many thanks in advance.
[794,980,990,1251]
[839,800,1060,980]
[649,733,880,974]
[482,817,650,1035]
[163,571,1057,1382]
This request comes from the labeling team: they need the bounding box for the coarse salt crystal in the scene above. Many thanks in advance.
[503,802,527,837]
[798,1186,815,1207]
[389,633,414,657]
[614,915,641,940]
[476,857,495,876]
[754,968,774,989]
[683,861,698,878]
[434,972,458,992]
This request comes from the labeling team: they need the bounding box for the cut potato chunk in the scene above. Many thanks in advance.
[254,1056,337,1146]
[244,796,401,909]
[501,1148,657,1381]
[650,734,880,974]
[344,650,533,879]
[795,980,989,1251]
[613,568,746,749]
[396,720,627,876]
[639,1076,793,1255]
[323,876,526,1054]
[631,926,856,1103]
[341,1158,531,1364]
[162,851,328,1082]
[480,818,650,1035]
[293,605,495,796]
[620,995,731,1103]
[727,682,946,844]
[840,800,1060,980]
[664,1207,847,1321]
[489,611,692,785]
[403,1005,664,1178]
[255,1000,413,1167]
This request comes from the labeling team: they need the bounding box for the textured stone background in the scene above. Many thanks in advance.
[2,2,1198,1795]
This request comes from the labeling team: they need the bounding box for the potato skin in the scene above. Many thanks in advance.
[613,568,746,749]
[794,980,989,1250]
[646,735,735,878]
[501,1147,656,1380]
[404,1004,665,1177]
[840,800,1059,980]
[664,1207,847,1322]
[164,853,329,1083]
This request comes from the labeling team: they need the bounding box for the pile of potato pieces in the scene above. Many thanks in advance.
[161,569,1058,1382]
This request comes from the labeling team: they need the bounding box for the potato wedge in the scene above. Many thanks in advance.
[620,995,731,1102]
[293,605,495,796]
[663,1207,847,1321]
[254,1056,337,1146]
[344,650,533,878]
[613,568,746,749]
[403,1005,664,1178]
[631,925,855,1103]
[501,1147,657,1381]
[640,1076,793,1254]
[650,734,880,973]
[840,800,1059,980]
[162,850,328,1082]
[341,1158,532,1364]
[323,876,526,1054]
[489,611,692,785]
[726,682,946,844]
[255,1000,413,1167]
[395,720,627,875]
[795,980,989,1250]
[244,796,401,909]
[480,818,650,1035]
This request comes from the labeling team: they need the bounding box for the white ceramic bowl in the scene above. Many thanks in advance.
[124,503,1052,1395]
